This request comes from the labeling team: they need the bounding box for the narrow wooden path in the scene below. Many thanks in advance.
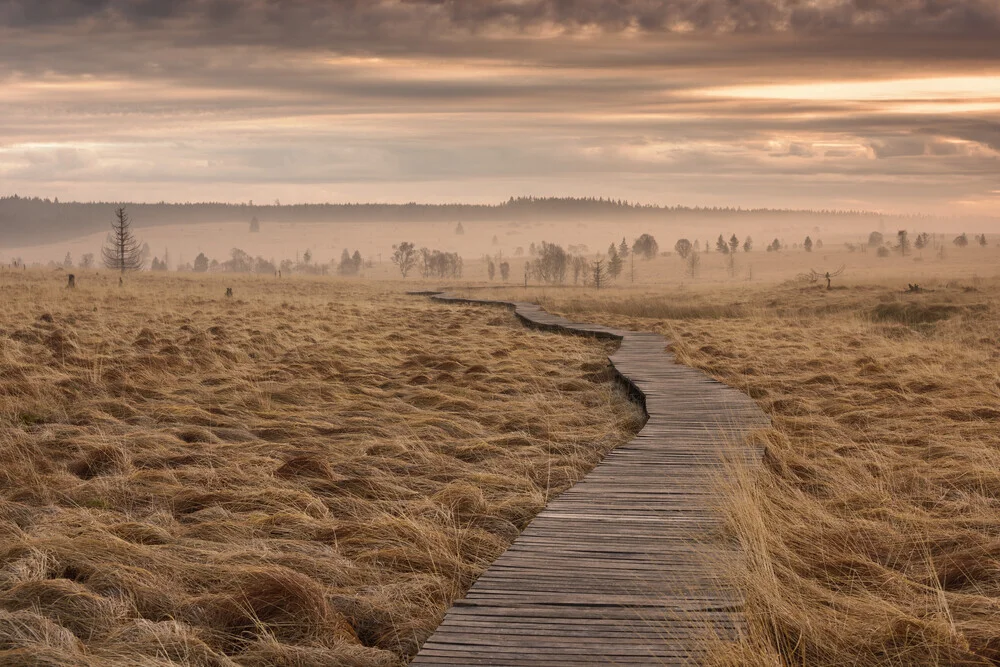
[411,293,769,666]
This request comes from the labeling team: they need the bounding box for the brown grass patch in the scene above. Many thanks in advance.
[0,270,642,665]
[497,272,1000,666]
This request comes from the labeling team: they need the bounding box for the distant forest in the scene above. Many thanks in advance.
[1,194,936,247]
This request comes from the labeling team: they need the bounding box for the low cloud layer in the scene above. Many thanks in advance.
[1,0,998,213]
[4,0,1000,36]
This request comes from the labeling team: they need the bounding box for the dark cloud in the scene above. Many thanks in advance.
[1,0,998,212]
[3,0,1000,36]
[870,138,932,159]
[926,120,1000,151]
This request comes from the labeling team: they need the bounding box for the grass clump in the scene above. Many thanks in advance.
[0,270,642,666]
[522,277,1000,666]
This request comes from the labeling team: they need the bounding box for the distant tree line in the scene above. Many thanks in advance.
[0,193,950,247]
[845,229,987,257]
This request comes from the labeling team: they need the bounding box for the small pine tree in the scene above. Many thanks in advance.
[803,236,813,252]
[339,249,362,276]
[743,236,753,252]
[102,206,144,273]
[592,259,606,289]
[716,234,730,254]
[608,247,623,279]
[729,234,739,254]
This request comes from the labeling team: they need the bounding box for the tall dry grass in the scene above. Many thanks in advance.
[0,270,643,666]
[497,268,1000,665]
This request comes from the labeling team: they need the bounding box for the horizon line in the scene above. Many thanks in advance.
[3,193,990,219]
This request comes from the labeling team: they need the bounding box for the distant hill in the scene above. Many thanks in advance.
[0,194,940,247]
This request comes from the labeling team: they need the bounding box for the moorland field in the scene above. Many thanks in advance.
[0,272,642,666]
[482,242,1000,666]
[0,234,998,666]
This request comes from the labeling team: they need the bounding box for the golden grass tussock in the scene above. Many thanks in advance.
[0,270,643,666]
[496,266,1000,666]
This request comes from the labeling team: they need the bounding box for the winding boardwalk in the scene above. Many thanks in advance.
[411,294,769,666]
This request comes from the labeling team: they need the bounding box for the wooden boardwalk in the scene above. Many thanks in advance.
[411,293,769,666]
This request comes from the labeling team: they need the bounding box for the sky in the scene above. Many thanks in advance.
[1,0,999,215]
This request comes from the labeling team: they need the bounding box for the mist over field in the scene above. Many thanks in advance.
[2,195,995,272]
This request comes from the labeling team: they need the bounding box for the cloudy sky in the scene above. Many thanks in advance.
[2,0,999,213]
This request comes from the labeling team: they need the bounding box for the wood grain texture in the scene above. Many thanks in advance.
[410,293,769,666]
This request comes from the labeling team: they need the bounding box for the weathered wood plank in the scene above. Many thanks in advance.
[408,292,767,666]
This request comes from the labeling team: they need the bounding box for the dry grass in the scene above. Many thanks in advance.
[487,260,1000,665]
[0,270,643,666]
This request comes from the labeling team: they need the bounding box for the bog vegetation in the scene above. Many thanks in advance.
[495,265,1000,666]
[3,214,1000,666]
[0,272,642,666]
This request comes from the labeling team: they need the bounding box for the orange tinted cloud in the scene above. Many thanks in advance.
[0,1,998,213]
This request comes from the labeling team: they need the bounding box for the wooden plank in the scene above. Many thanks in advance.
[408,292,767,666]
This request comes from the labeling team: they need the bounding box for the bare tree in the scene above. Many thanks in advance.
[392,241,418,278]
[528,242,569,284]
[102,206,144,273]
[896,230,910,256]
[801,265,845,289]
[686,251,700,279]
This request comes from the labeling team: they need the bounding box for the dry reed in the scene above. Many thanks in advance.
[0,270,643,666]
[506,270,1000,666]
